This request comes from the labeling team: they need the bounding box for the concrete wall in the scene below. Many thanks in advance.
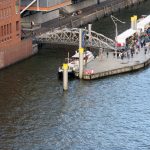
[47,0,68,7]
[22,10,59,24]
[63,0,107,13]
[21,0,69,7]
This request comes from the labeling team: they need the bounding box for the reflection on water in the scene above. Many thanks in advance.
[1,1,150,149]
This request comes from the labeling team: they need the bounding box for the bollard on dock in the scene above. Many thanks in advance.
[63,63,68,91]
[79,47,84,79]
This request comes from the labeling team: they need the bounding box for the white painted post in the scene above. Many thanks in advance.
[63,63,68,91]
[131,16,134,30]
[88,24,92,44]
[134,15,137,30]
[79,29,82,49]
[79,29,84,79]
[79,48,84,79]
[37,0,39,11]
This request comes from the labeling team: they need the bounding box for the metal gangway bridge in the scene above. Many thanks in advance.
[36,26,117,51]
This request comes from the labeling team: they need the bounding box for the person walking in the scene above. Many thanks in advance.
[144,45,147,55]
[106,51,109,58]
[127,51,130,59]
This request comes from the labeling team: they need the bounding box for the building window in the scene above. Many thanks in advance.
[7,24,9,34]
[1,26,3,36]
[9,23,12,34]
[16,21,19,31]
[4,25,6,36]
[0,10,2,19]
[8,7,11,17]
[0,26,1,37]
[15,0,19,14]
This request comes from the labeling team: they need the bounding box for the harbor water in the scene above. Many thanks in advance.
[1,1,150,149]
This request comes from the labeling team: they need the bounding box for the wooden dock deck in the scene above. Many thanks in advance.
[79,48,150,80]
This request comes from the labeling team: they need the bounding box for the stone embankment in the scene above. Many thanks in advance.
[70,0,145,28]
[40,0,146,32]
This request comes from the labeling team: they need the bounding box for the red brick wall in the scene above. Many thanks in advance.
[0,0,21,48]
[0,0,34,69]
[0,39,33,69]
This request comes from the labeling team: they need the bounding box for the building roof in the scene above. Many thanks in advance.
[116,29,136,45]
[137,15,150,31]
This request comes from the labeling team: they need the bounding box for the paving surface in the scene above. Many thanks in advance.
[84,47,150,74]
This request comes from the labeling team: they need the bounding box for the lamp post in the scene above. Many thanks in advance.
[111,15,125,42]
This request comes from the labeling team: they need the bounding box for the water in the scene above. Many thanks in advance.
[1,1,150,150]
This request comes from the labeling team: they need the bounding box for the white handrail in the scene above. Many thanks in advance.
[20,0,37,14]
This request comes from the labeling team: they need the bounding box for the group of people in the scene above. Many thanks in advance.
[113,26,150,60]
[87,25,150,61]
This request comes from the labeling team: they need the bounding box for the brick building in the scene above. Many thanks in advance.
[0,0,21,47]
[0,0,36,69]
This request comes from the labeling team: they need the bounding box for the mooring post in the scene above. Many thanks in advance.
[79,29,82,48]
[131,16,134,30]
[88,24,92,44]
[79,29,84,79]
[63,63,68,91]
[134,15,137,30]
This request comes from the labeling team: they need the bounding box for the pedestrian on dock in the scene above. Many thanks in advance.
[127,51,130,59]
[93,51,97,59]
[106,51,109,58]
[117,51,119,59]
[121,52,124,60]
[135,46,139,55]
[119,52,122,59]
[99,49,104,61]
[144,45,147,54]
[113,51,116,58]
[130,47,134,58]
[140,36,145,48]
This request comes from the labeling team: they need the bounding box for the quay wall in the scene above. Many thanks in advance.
[70,0,145,28]
[82,59,150,80]
[0,39,38,69]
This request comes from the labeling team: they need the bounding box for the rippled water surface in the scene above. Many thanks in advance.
[1,1,150,150]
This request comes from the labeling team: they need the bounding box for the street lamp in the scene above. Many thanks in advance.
[111,15,125,42]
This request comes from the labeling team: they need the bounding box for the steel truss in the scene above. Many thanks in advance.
[36,28,116,50]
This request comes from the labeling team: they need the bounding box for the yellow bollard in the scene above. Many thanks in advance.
[131,15,138,30]
[134,15,137,21]
[63,63,68,70]
[79,48,84,54]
